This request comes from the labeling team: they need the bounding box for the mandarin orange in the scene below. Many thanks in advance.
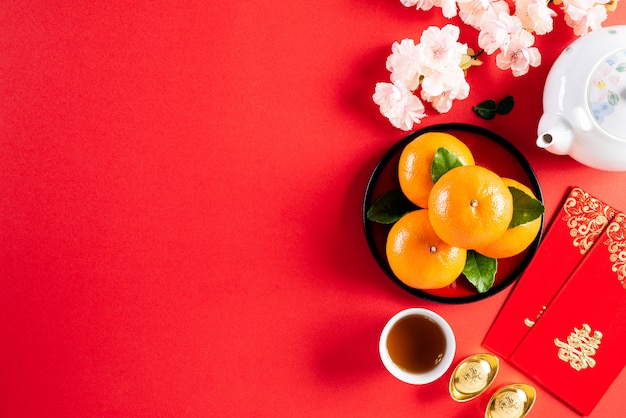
[428,165,513,249]
[386,209,467,289]
[474,178,542,258]
[398,132,475,209]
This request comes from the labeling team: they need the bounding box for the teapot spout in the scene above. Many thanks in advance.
[536,114,574,156]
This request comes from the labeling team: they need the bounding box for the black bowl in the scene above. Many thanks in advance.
[363,123,544,304]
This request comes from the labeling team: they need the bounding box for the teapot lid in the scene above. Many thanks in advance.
[587,47,626,139]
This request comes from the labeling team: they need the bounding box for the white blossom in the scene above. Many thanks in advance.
[420,65,468,98]
[515,0,557,35]
[562,0,610,36]
[434,0,460,18]
[400,0,436,11]
[458,0,509,29]
[421,76,470,113]
[495,29,541,76]
[478,10,523,54]
[414,25,468,98]
[373,81,427,131]
[386,39,422,91]
[415,25,467,74]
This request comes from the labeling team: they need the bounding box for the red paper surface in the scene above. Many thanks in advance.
[510,212,626,416]
[483,187,616,358]
[2,2,626,417]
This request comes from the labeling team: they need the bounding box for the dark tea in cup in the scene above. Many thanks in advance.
[379,308,456,384]
[386,314,447,373]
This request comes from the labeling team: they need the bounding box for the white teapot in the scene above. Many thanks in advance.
[536,25,626,171]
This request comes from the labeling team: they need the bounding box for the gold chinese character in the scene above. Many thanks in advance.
[554,324,603,371]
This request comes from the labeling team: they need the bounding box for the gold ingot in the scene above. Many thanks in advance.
[485,383,536,418]
[449,353,499,402]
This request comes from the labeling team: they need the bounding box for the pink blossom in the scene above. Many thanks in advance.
[495,29,541,76]
[403,0,457,17]
[421,77,470,113]
[562,0,609,36]
[458,0,510,29]
[478,10,522,54]
[400,0,436,11]
[420,65,467,98]
[515,0,557,35]
[416,25,467,74]
[434,0,460,18]
[415,25,468,97]
[373,82,427,131]
[386,39,422,91]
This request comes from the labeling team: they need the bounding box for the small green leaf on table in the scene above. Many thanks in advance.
[473,99,497,120]
[496,96,514,115]
[473,96,514,119]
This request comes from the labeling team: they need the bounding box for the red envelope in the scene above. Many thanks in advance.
[509,211,626,416]
[483,187,616,359]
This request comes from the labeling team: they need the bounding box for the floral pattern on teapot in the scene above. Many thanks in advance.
[587,48,626,138]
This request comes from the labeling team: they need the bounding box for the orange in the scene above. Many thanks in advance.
[428,165,513,249]
[474,178,542,258]
[398,132,475,208]
[386,209,467,289]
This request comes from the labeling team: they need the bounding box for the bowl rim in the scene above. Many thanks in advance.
[362,123,544,304]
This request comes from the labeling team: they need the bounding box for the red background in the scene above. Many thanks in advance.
[1,1,625,417]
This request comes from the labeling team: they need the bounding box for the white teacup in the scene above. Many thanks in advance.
[379,308,456,384]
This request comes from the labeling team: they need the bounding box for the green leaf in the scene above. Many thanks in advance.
[366,189,419,224]
[473,96,515,119]
[508,186,545,228]
[616,62,626,72]
[496,96,514,115]
[431,147,464,184]
[463,250,497,293]
[608,90,619,107]
[473,99,497,120]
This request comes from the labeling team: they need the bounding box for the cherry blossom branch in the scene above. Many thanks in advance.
[373,0,619,131]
